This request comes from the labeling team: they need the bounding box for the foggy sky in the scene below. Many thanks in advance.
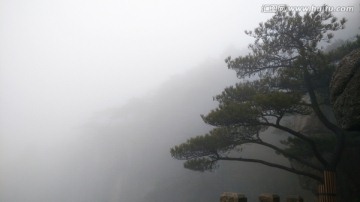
[0,0,359,202]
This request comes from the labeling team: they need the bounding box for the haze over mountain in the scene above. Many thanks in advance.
[1,0,359,202]
[60,58,313,202]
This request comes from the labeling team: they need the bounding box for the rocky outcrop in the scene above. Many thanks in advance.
[330,48,360,130]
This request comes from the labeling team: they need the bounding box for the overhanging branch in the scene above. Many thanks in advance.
[218,156,323,182]
[264,122,329,168]
[253,140,323,172]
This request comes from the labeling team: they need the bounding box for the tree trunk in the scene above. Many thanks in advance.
[336,146,360,202]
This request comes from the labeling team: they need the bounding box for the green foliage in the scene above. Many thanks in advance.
[202,80,311,129]
[183,158,217,172]
[170,127,257,171]
[225,8,345,80]
[170,127,236,160]
[170,128,227,171]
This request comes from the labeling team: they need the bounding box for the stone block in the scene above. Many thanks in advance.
[259,193,280,202]
[286,195,304,202]
[220,192,247,202]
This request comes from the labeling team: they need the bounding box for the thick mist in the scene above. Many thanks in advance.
[0,57,314,202]
[1,0,359,202]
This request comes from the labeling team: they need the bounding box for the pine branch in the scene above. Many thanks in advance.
[218,156,323,182]
[253,140,323,172]
[264,122,329,168]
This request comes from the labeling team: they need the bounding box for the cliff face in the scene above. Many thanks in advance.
[329,49,360,201]
[330,48,360,130]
